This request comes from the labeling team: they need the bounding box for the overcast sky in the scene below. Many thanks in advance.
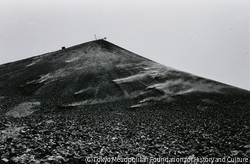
[0,0,249,90]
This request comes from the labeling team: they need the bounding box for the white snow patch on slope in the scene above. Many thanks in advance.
[25,68,72,84]
[114,61,225,95]
[148,79,225,94]
[65,56,81,63]
[113,73,146,84]
[139,95,176,104]
[113,63,174,84]
[5,101,40,118]
[26,62,36,67]
[26,57,42,67]
[74,88,94,95]
[69,91,140,106]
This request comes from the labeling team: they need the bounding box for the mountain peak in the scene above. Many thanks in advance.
[0,40,249,114]
[1,40,250,162]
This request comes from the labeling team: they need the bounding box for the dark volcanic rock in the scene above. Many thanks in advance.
[1,39,249,112]
[0,39,250,163]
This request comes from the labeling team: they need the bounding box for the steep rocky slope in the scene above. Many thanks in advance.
[0,40,250,163]
[0,39,249,115]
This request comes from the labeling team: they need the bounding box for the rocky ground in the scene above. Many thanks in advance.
[0,40,250,163]
[0,99,250,163]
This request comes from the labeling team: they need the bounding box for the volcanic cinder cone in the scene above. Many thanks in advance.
[1,40,250,162]
[0,39,249,115]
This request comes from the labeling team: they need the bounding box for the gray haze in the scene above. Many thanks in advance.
[0,0,249,90]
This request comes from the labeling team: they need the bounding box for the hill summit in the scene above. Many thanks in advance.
[1,40,250,162]
[0,39,249,115]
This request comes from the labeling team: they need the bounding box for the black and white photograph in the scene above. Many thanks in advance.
[0,0,250,163]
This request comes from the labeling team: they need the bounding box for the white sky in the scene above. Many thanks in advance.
[0,0,250,90]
